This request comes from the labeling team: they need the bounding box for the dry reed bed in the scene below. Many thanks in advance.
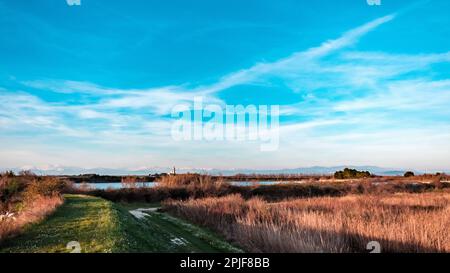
[163,192,450,253]
[0,195,63,243]
[0,174,66,243]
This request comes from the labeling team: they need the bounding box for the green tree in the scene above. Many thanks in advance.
[334,168,371,179]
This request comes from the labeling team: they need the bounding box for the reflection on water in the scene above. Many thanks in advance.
[76,180,295,190]
[228,181,289,186]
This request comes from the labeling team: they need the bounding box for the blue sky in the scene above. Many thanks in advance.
[0,0,449,172]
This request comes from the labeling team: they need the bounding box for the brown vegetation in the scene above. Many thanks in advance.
[163,192,450,253]
[79,174,231,203]
[79,173,449,203]
[3,172,449,253]
[0,195,62,243]
[156,173,225,190]
[121,176,138,188]
[0,172,66,243]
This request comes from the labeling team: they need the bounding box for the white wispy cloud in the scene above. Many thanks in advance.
[334,79,450,112]
[194,14,397,94]
[15,13,397,120]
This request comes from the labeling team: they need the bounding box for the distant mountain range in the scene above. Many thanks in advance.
[0,165,435,176]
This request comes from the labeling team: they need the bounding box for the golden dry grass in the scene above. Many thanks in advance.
[157,174,223,187]
[0,195,63,243]
[156,174,227,194]
[164,192,450,253]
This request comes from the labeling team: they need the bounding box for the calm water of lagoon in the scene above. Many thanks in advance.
[76,181,294,190]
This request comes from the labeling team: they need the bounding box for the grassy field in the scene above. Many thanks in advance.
[0,194,242,253]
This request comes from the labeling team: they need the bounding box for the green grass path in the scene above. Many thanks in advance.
[0,194,242,253]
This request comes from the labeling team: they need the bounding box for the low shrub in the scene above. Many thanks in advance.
[22,177,67,202]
